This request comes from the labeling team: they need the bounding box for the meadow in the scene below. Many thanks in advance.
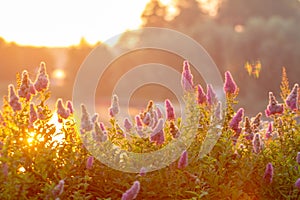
[0,61,299,200]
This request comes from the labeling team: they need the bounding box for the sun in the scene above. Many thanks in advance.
[26,113,64,146]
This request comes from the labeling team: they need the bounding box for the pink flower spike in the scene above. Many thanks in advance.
[135,115,143,129]
[93,122,107,143]
[66,100,74,114]
[99,122,106,132]
[109,94,120,117]
[265,92,284,117]
[52,180,64,198]
[34,62,49,92]
[142,112,151,126]
[121,181,140,200]
[197,84,207,104]
[156,107,163,119]
[265,122,273,139]
[18,70,35,101]
[224,71,238,95]
[81,104,93,132]
[178,150,188,169]
[139,167,147,176]
[124,118,133,132]
[181,60,194,92]
[207,84,217,106]
[86,156,94,170]
[165,99,175,121]
[56,99,70,119]
[295,178,300,190]
[263,162,274,184]
[91,113,99,123]
[8,84,22,112]
[253,133,263,154]
[229,108,244,132]
[285,83,298,111]
[29,103,38,124]
[150,118,165,145]
[150,110,158,128]
[296,152,300,165]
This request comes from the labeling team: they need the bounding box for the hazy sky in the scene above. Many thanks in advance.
[0,0,152,47]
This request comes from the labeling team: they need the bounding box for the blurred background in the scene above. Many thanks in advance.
[0,0,300,118]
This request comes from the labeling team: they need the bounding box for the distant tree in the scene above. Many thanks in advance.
[141,0,168,27]
[216,0,300,26]
[170,0,208,28]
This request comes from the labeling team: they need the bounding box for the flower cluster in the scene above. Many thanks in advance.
[121,181,140,200]
[18,70,36,101]
[265,92,284,117]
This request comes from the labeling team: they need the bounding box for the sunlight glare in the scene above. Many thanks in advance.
[18,166,26,173]
[52,69,66,80]
[49,113,64,143]
[0,0,149,47]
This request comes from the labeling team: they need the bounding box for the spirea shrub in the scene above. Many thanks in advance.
[0,61,299,199]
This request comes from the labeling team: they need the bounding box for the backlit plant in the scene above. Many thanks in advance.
[0,61,299,199]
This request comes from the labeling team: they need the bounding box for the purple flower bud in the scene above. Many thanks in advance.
[156,107,163,119]
[99,122,106,131]
[224,71,238,95]
[18,70,36,101]
[165,99,175,121]
[34,62,49,92]
[178,150,188,169]
[8,84,22,112]
[121,181,140,200]
[29,103,37,124]
[285,83,298,111]
[142,112,151,126]
[265,92,284,117]
[66,100,74,114]
[91,113,98,123]
[181,60,194,92]
[109,94,119,117]
[253,133,263,154]
[150,110,158,129]
[150,118,165,145]
[263,162,274,184]
[207,84,217,106]
[93,122,108,143]
[295,178,300,190]
[81,104,93,132]
[229,108,244,133]
[197,84,207,104]
[139,167,147,176]
[265,122,273,139]
[56,99,70,119]
[86,156,94,170]
[52,180,64,197]
[124,118,133,132]
[296,152,300,165]
[169,121,180,138]
[135,115,143,129]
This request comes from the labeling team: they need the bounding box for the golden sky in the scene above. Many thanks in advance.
[0,0,216,47]
[0,0,151,47]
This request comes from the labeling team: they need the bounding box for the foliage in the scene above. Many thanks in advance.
[0,61,300,199]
